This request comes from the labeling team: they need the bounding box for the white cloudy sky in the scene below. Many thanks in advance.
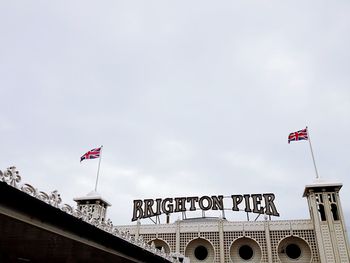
[1,1,350,231]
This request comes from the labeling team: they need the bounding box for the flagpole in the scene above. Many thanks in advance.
[306,127,319,179]
[94,145,103,191]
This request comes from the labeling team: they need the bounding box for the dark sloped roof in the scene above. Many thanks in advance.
[0,181,170,263]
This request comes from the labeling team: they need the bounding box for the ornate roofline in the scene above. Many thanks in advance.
[0,166,178,263]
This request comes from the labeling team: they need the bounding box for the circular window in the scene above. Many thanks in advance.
[286,244,301,259]
[239,245,254,260]
[194,245,208,260]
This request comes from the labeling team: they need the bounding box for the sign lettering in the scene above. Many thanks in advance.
[132,193,279,221]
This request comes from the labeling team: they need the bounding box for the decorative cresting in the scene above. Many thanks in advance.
[1,166,21,187]
[230,237,262,263]
[185,237,215,263]
[0,166,179,263]
[277,236,311,263]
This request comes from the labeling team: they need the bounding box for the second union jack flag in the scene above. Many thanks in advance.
[288,128,308,144]
[80,147,101,162]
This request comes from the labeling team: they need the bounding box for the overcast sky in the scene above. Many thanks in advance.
[1,1,350,232]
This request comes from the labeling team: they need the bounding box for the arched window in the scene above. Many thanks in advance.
[331,203,339,221]
[318,204,326,221]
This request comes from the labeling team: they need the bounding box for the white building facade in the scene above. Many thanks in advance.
[116,180,350,263]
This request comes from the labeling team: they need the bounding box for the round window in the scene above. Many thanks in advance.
[156,246,163,251]
[286,244,301,259]
[194,245,208,260]
[239,245,254,260]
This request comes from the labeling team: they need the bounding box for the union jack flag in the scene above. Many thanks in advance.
[80,147,101,162]
[288,128,308,144]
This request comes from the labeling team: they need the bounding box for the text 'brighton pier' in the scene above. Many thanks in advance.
[132,194,280,221]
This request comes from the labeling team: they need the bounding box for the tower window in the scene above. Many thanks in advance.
[318,194,323,203]
[331,204,339,221]
[318,204,326,221]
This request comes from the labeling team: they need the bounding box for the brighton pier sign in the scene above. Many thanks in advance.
[132,193,279,221]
